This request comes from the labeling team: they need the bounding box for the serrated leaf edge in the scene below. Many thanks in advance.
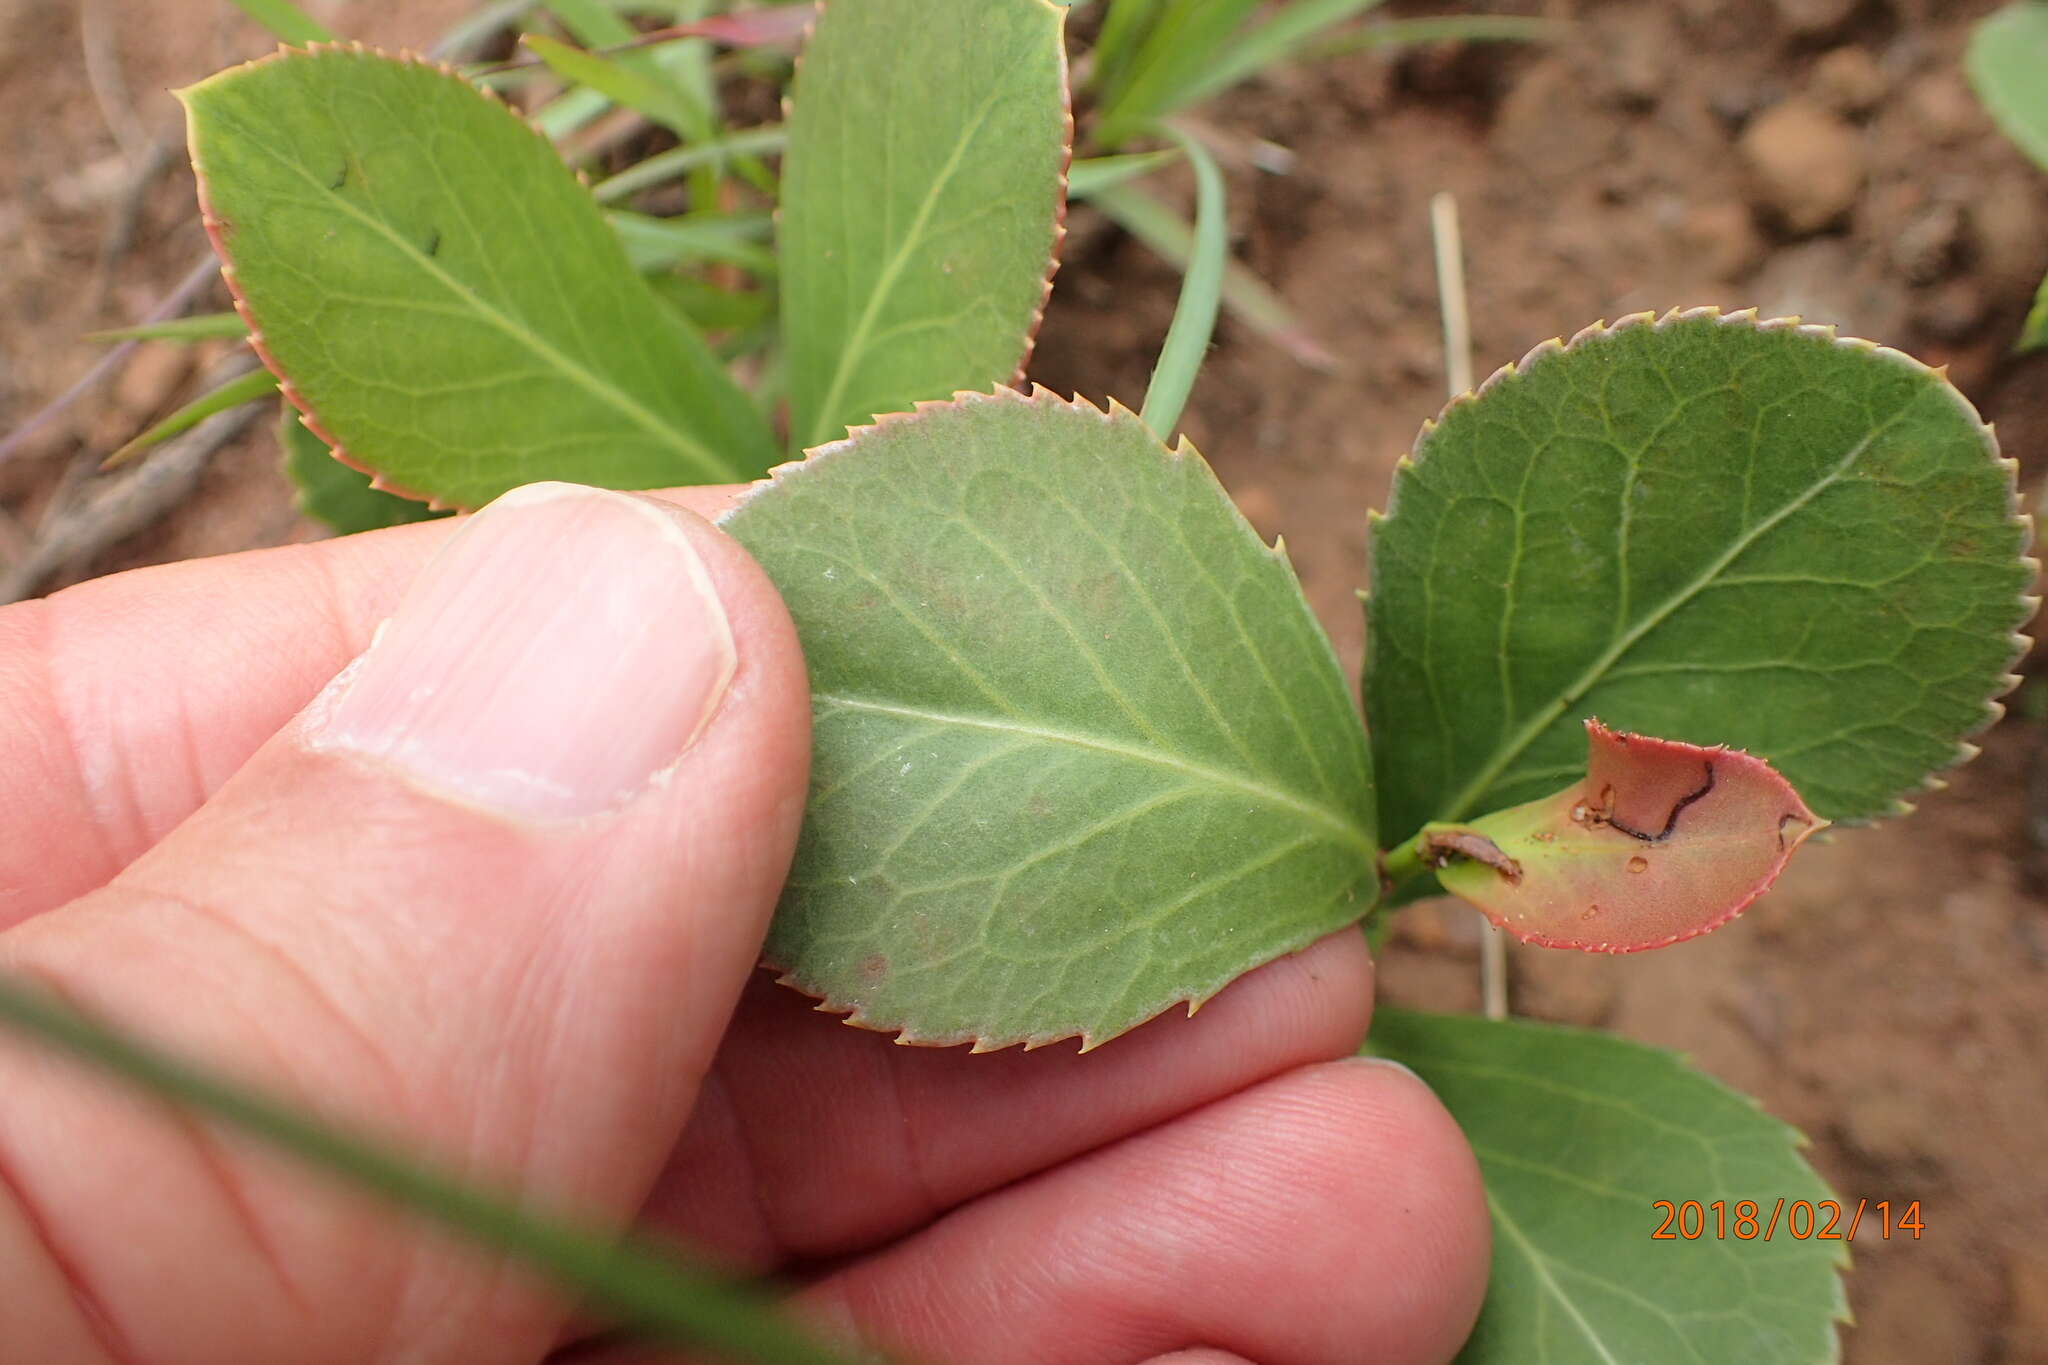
[1373,304,2038,825]
[1376,1008,1854,1345]
[183,41,636,515]
[722,383,1354,1053]
[779,0,1074,447]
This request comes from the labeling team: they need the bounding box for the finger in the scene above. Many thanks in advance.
[0,483,746,927]
[795,1058,1489,1365]
[646,928,1374,1270]
[0,483,808,1365]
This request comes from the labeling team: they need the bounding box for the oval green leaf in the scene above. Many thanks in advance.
[1968,1,2048,171]
[1428,720,1825,952]
[721,389,1377,1049]
[1367,309,2032,842]
[182,46,777,509]
[779,0,1071,451]
[1369,1009,1848,1365]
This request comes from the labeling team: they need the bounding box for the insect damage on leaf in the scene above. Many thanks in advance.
[1425,719,1825,952]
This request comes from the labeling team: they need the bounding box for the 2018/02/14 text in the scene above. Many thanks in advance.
[1651,1199,1923,1242]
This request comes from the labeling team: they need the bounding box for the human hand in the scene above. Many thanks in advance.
[0,481,1489,1364]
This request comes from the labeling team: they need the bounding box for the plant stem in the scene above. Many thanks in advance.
[1378,826,1433,888]
[1428,190,1507,1021]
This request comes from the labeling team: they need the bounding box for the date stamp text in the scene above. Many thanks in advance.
[1651,1199,1923,1242]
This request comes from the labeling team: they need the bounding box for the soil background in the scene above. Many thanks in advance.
[4,1,2048,1361]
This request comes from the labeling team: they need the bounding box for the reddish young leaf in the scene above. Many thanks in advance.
[1424,720,1826,952]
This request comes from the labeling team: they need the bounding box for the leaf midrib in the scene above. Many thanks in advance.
[206,93,741,483]
[818,691,1376,859]
[796,83,1011,450]
[1485,1191,1628,1365]
[1436,423,1893,822]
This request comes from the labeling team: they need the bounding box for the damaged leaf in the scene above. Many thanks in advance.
[1424,720,1824,952]
[720,389,1377,1050]
[1367,309,2032,843]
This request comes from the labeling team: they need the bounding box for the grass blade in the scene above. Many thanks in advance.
[1066,149,1179,200]
[88,312,249,344]
[1095,0,1262,147]
[1173,0,1389,110]
[593,124,786,203]
[102,365,277,469]
[547,0,634,45]
[223,0,334,43]
[1137,127,1225,440]
[1088,0,1166,96]
[610,209,777,275]
[0,970,872,1365]
[524,34,711,141]
[1090,179,1334,370]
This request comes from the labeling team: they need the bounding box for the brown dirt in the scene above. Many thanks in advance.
[4,1,2047,1361]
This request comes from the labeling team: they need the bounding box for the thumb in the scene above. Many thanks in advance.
[0,483,810,1365]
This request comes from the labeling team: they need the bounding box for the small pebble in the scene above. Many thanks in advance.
[1739,98,1865,234]
[1810,45,1887,116]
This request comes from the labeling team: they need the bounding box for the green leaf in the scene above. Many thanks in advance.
[1419,720,1825,952]
[720,389,1377,1049]
[104,365,278,468]
[779,0,1070,451]
[183,47,778,510]
[1366,309,2032,841]
[223,0,333,43]
[1968,1,2048,171]
[1369,1009,1847,1365]
[2022,269,2048,353]
[0,970,871,1365]
[282,408,450,535]
[87,312,250,344]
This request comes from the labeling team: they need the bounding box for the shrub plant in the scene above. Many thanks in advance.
[1,2,2034,1361]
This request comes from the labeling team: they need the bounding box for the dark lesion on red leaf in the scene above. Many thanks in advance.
[1578,762,1716,844]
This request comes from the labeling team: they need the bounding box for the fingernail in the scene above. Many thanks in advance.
[1353,1056,1424,1084]
[309,482,737,819]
